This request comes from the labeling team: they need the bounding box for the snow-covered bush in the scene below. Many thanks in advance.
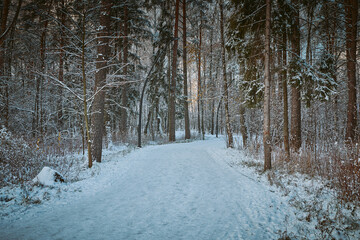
[332,148,360,203]
[234,139,360,239]
[0,127,135,188]
[33,167,65,186]
[0,127,46,187]
[0,128,80,187]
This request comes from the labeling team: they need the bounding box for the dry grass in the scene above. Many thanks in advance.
[271,144,360,204]
[238,139,360,239]
[0,128,88,187]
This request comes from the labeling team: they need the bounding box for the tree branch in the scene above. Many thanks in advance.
[0,0,23,41]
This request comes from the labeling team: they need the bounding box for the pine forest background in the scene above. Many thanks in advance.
[0,0,359,202]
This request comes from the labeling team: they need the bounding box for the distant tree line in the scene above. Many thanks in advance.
[0,0,358,172]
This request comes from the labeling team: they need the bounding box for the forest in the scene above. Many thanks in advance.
[0,0,360,238]
[0,0,359,206]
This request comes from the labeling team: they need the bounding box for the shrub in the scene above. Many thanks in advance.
[0,127,46,187]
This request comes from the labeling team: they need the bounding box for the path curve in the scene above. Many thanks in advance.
[0,137,294,240]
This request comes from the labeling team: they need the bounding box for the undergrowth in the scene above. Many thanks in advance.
[235,138,360,239]
[0,127,201,188]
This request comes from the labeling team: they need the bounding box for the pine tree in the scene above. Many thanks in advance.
[220,0,233,148]
[0,0,22,129]
[344,0,358,144]
[263,0,271,170]
[120,3,129,141]
[91,0,112,163]
[289,0,301,152]
[182,0,191,140]
[168,0,180,142]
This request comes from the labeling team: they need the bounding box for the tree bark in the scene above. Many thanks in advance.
[182,0,191,140]
[137,47,167,147]
[144,109,152,135]
[215,97,222,138]
[201,41,206,139]
[169,0,180,142]
[120,4,129,141]
[57,0,66,129]
[0,0,10,128]
[263,0,272,171]
[209,28,215,135]
[282,33,290,160]
[219,0,233,148]
[239,94,247,148]
[34,19,49,138]
[1,0,23,130]
[81,10,92,168]
[290,0,302,152]
[344,0,358,143]
[197,23,202,136]
[91,0,111,163]
[166,39,171,134]
[0,0,22,42]
[305,5,313,65]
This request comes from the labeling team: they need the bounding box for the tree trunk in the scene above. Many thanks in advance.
[117,13,123,142]
[197,31,201,135]
[182,0,191,140]
[281,33,290,160]
[38,19,49,138]
[197,23,203,136]
[166,41,171,134]
[0,0,22,42]
[328,3,339,139]
[201,41,206,139]
[156,100,160,134]
[144,109,152,135]
[209,28,215,135]
[91,0,111,163]
[120,4,129,141]
[239,94,247,148]
[169,0,180,142]
[305,5,313,65]
[290,0,301,152]
[215,97,222,138]
[344,0,358,143]
[81,9,92,168]
[0,0,10,128]
[57,0,66,129]
[263,0,271,171]
[219,0,233,148]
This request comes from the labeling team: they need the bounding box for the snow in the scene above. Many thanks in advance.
[0,136,357,239]
[32,167,64,186]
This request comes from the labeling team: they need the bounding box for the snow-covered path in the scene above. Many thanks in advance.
[1,137,296,240]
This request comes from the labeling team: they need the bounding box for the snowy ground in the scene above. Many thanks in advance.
[0,136,355,239]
